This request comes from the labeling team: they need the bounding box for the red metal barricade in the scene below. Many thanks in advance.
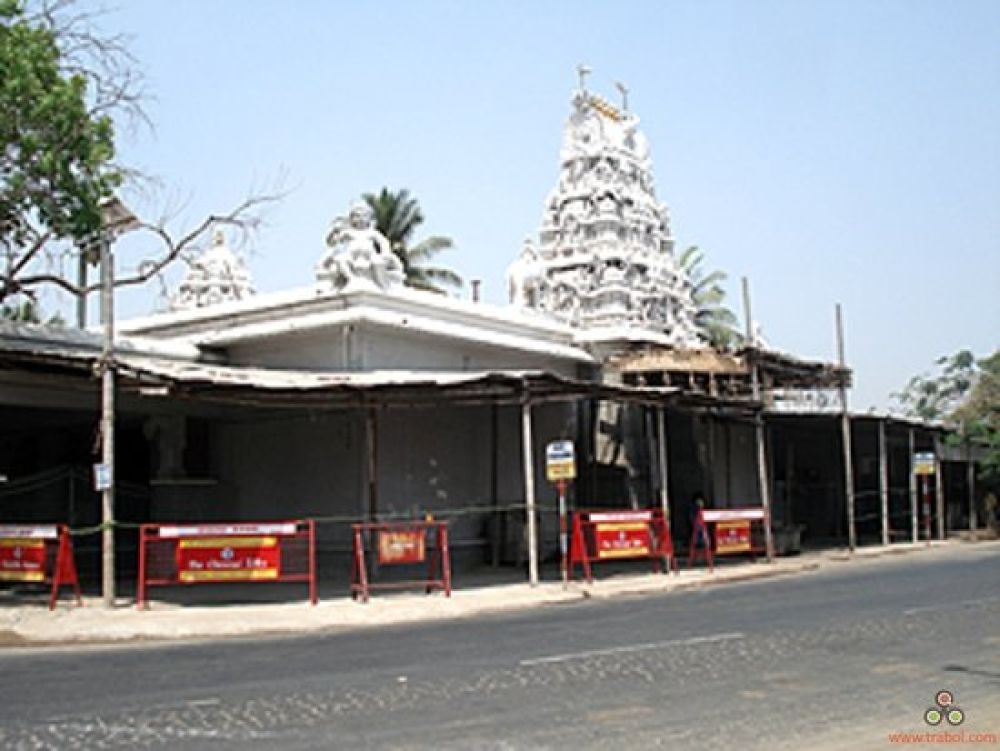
[137,520,317,607]
[350,521,451,603]
[688,507,769,571]
[568,509,676,583]
[0,524,81,609]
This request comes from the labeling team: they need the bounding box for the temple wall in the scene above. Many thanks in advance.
[146,400,575,573]
[223,324,580,376]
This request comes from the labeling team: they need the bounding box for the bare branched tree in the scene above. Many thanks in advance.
[1,0,284,320]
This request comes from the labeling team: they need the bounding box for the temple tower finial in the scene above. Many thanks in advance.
[615,80,629,111]
[576,63,591,93]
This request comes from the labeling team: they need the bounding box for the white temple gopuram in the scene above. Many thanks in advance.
[508,69,702,348]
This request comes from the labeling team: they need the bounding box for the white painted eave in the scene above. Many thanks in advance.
[117,285,592,363]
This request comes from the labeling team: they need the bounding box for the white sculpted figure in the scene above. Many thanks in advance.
[171,229,255,310]
[506,239,546,308]
[317,202,404,292]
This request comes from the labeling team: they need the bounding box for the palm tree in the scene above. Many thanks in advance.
[362,188,462,294]
[678,245,741,350]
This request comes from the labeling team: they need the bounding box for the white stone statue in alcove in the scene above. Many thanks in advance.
[506,238,546,309]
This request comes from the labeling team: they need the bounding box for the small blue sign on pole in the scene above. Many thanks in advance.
[93,463,112,491]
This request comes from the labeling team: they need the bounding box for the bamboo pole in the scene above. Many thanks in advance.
[879,420,889,546]
[522,400,539,586]
[909,428,918,542]
[836,303,856,552]
[656,407,671,524]
[742,277,774,560]
[935,451,945,540]
[968,449,977,535]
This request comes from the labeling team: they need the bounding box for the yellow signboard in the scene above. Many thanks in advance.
[913,452,936,476]
[546,440,576,482]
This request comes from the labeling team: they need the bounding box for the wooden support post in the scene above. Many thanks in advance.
[522,400,539,587]
[879,420,889,546]
[909,428,918,542]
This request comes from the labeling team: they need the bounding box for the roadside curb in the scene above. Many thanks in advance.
[2,539,994,648]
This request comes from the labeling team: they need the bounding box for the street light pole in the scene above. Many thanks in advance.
[97,197,138,608]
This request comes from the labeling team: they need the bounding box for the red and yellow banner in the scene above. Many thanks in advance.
[595,522,651,559]
[0,538,47,582]
[378,530,426,565]
[176,536,280,582]
[715,520,751,554]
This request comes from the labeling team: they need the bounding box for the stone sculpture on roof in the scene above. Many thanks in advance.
[171,229,255,310]
[507,69,702,347]
[316,201,405,293]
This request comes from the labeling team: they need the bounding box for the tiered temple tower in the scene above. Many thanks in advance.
[507,70,702,347]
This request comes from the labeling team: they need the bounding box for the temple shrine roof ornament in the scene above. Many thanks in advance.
[172,229,255,310]
[316,201,405,293]
[507,68,702,347]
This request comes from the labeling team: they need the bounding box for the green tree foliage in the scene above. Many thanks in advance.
[0,0,121,301]
[893,349,1000,485]
[953,350,1000,485]
[363,187,462,294]
[1,1,278,318]
[892,350,977,421]
[678,245,740,350]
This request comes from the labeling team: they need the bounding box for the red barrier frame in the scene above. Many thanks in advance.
[688,507,769,571]
[137,520,317,608]
[0,524,81,609]
[568,509,676,583]
[350,521,451,603]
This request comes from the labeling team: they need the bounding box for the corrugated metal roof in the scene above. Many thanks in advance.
[0,322,761,413]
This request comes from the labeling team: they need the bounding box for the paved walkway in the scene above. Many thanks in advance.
[0,540,984,647]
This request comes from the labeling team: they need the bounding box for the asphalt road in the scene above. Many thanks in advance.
[1,544,998,750]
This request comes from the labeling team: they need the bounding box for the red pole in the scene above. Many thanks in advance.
[137,524,148,609]
[353,526,369,603]
[558,479,568,586]
[440,523,452,597]
[307,519,318,606]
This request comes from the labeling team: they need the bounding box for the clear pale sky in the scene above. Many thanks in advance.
[58,0,999,410]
